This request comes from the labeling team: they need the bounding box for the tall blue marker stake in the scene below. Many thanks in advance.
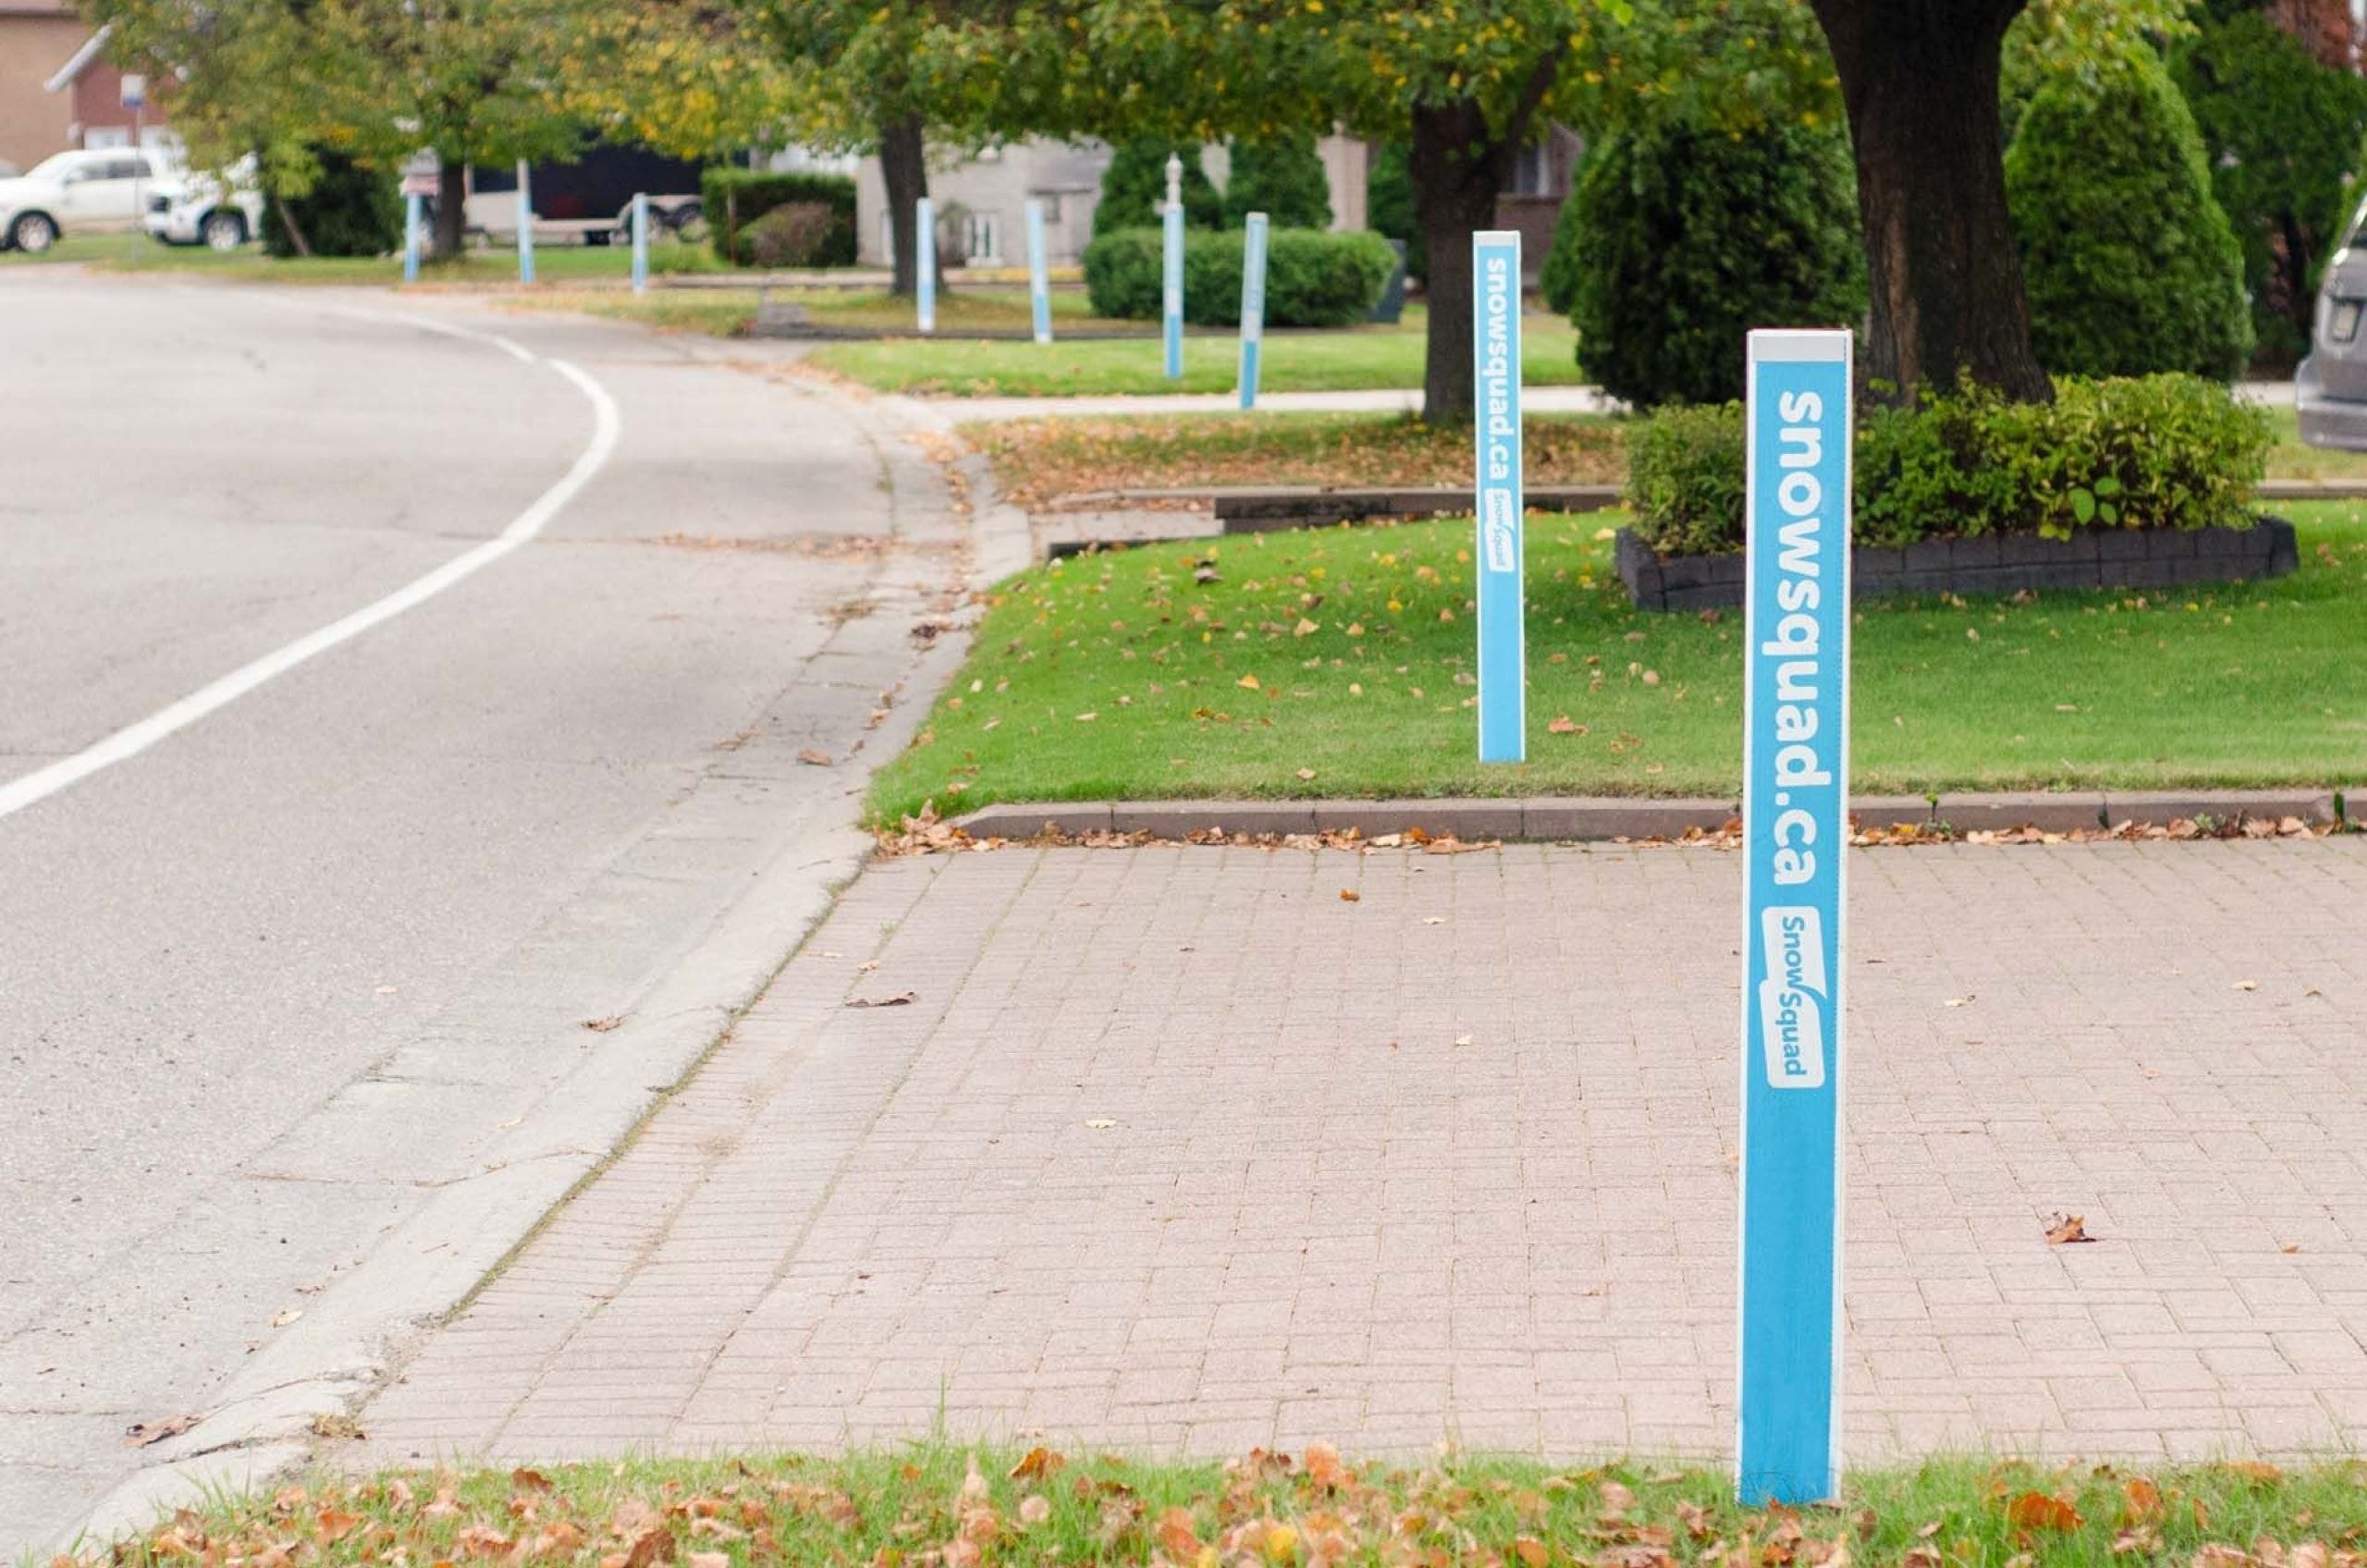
[631,191,650,294]
[402,191,422,283]
[1024,198,1051,345]
[1471,230,1524,763]
[1161,153,1184,379]
[1736,327,1854,1508]
[516,160,535,284]
[915,197,937,334]
[1237,212,1269,410]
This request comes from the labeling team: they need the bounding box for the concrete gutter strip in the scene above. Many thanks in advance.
[955,790,2349,844]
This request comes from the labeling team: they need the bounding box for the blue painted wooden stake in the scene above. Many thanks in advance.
[1471,230,1524,763]
[1736,327,1854,1508]
[915,197,937,334]
[631,191,650,294]
[402,191,422,283]
[1237,212,1269,410]
[1025,198,1051,345]
[516,160,535,284]
[1161,153,1184,379]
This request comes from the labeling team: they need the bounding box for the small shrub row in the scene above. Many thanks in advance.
[1626,374,2273,557]
[705,168,856,267]
[1081,227,1396,328]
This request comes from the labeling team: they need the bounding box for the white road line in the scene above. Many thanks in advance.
[0,317,621,824]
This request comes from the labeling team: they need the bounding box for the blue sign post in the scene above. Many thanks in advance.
[516,160,535,285]
[915,197,937,334]
[1471,230,1524,764]
[1025,199,1052,345]
[1736,327,1854,1508]
[631,191,650,294]
[1237,212,1269,410]
[1162,153,1185,380]
[402,191,423,284]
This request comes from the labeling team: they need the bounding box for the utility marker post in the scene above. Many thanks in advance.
[1471,230,1525,764]
[631,192,650,294]
[1162,153,1185,379]
[402,191,423,283]
[1237,212,1269,410]
[1024,198,1051,345]
[516,160,535,284]
[1735,327,1854,1508]
[915,197,937,334]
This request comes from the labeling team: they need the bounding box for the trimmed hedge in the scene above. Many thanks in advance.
[1081,227,1396,327]
[1627,375,2273,557]
[264,152,399,258]
[705,168,855,267]
[1559,115,1865,409]
[1094,141,1222,237]
[2005,57,2252,381]
[1225,133,1331,229]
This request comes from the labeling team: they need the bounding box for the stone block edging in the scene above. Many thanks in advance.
[954,789,2346,843]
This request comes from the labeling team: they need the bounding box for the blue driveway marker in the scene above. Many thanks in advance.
[1471,230,1524,764]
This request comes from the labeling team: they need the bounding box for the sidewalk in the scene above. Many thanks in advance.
[359,836,2367,1468]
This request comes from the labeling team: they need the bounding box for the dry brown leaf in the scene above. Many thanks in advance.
[2225,1461,2286,1486]
[2045,1214,2096,1245]
[624,1527,677,1568]
[122,1415,200,1449]
[795,748,834,766]
[1548,715,1586,735]
[844,991,915,1008]
[583,1015,624,1033]
[1010,1445,1061,1482]
[1018,1495,1052,1527]
[1338,888,1360,902]
[2007,1492,2082,1532]
[1157,1506,1203,1559]
[2121,1477,2164,1525]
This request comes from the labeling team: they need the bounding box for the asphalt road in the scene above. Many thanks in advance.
[0,274,976,1552]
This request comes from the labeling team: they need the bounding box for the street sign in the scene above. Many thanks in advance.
[1237,212,1269,410]
[1471,229,1524,764]
[119,74,145,109]
[1024,198,1051,346]
[916,197,937,334]
[1735,327,1854,1508]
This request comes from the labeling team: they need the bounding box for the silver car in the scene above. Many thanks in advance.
[2298,203,2367,447]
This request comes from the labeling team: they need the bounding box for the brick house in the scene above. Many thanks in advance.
[0,6,168,173]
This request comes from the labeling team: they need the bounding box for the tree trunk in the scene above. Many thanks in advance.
[1408,97,1517,424]
[880,111,928,298]
[1811,0,2053,402]
[434,158,467,261]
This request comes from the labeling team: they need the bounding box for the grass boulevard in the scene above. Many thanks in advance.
[84,1445,2367,1566]
[865,498,2365,824]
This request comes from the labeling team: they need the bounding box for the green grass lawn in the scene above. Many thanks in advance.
[867,500,2367,822]
[809,304,1588,396]
[76,1445,2367,1566]
[2,229,724,283]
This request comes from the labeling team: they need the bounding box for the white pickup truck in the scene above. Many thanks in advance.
[142,158,267,251]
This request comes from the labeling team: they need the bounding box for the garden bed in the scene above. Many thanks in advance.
[1615,516,2300,610]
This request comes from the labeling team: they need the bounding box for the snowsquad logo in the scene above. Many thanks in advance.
[1483,488,1517,572]
[1758,907,1828,1088]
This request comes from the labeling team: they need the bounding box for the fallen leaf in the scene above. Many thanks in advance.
[1085,1118,1116,1130]
[1011,1447,1064,1481]
[2045,1214,2095,1245]
[269,1308,303,1329]
[123,1415,200,1448]
[1453,1034,1474,1047]
[1548,716,1585,735]
[1236,674,1261,690]
[1294,619,1320,636]
[844,991,916,1009]
[1019,1495,1053,1526]
[796,748,834,766]
[2233,979,2258,991]
[1074,712,1098,722]
[2120,1477,2163,1525]
[1296,767,1317,780]
[624,1528,676,1568]
[1338,888,1359,902]
[688,1554,730,1568]
[1943,997,1971,1009]
[2224,1460,2285,1486]
[583,1014,624,1033]
[510,1467,553,1492]
[2007,1492,2082,1532]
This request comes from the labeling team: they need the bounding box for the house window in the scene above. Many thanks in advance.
[1512,141,1552,198]
[966,211,1001,264]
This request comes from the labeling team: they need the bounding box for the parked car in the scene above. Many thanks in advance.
[0,147,173,253]
[2298,202,2367,448]
[464,145,705,246]
[142,157,266,251]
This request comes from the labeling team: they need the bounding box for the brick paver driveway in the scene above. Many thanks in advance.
[364,839,2367,1467]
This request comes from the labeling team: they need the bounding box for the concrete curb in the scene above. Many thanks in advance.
[63,342,1028,1554]
[955,789,2349,844]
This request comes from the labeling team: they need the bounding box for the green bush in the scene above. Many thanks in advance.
[2175,11,2367,367]
[1626,375,2273,555]
[264,152,399,258]
[1093,141,1222,237]
[1224,133,1331,229]
[1561,115,1865,408]
[1539,190,1586,317]
[2006,56,2253,381]
[1365,143,1424,284]
[1081,227,1396,327]
[705,168,855,267]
